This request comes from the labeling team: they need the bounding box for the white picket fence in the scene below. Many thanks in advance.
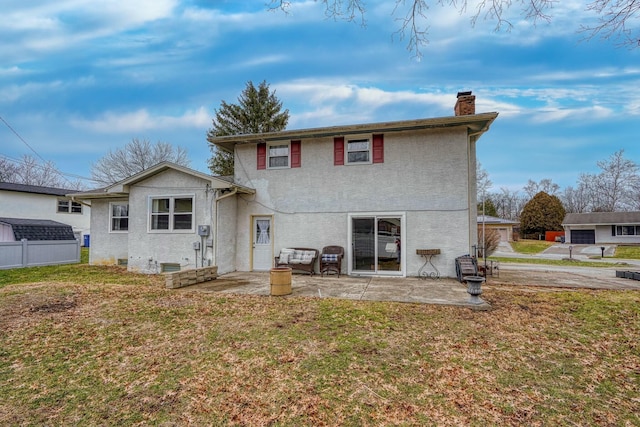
[0,239,81,269]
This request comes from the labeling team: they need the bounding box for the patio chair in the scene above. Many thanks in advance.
[320,246,344,277]
[455,255,478,282]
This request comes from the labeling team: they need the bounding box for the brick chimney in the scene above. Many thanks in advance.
[454,91,475,116]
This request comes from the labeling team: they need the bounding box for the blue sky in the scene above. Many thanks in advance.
[1,0,638,192]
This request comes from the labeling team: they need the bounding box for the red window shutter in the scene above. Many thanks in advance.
[257,143,266,170]
[291,140,301,168]
[372,134,384,163]
[334,137,344,166]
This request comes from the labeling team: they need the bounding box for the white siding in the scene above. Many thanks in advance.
[0,190,91,239]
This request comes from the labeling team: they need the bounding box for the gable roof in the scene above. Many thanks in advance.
[210,112,499,153]
[0,217,76,241]
[477,215,519,225]
[0,182,78,197]
[69,162,255,200]
[562,212,640,226]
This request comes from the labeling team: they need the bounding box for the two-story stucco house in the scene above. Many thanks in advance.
[0,182,90,242]
[72,92,498,278]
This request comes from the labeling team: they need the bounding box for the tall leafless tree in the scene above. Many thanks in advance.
[523,178,560,199]
[579,149,638,212]
[91,138,190,186]
[0,157,19,183]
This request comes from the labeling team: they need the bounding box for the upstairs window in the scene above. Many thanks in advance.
[347,138,371,164]
[57,198,83,214]
[257,141,301,169]
[110,202,129,232]
[335,134,383,165]
[268,144,290,168]
[149,196,194,232]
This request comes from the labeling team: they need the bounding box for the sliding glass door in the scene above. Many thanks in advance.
[350,214,404,275]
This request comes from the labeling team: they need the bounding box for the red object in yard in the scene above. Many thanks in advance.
[545,231,565,242]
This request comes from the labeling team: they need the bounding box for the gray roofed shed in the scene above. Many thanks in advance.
[0,217,76,241]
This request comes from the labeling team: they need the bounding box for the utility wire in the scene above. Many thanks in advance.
[0,115,48,164]
[0,114,97,186]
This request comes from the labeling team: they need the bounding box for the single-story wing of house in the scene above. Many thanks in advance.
[562,211,640,244]
[72,91,498,278]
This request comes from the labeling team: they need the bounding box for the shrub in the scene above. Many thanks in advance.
[477,227,501,257]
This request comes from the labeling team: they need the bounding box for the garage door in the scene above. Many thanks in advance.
[571,230,595,244]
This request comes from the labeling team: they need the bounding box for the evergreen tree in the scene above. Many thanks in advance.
[520,191,566,236]
[206,80,289,176]
[478,198,498,217]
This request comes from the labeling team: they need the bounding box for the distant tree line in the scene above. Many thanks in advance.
[478,149,639,236]
[0,155,84,190]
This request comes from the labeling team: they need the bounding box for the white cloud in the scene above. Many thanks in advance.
[70,107,210,133]
[1,0,177,59]
[531,105,613,123]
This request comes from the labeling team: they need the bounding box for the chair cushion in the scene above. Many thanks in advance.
[278,248,296,264]
[301,251,315,264]
[322,254,339,262]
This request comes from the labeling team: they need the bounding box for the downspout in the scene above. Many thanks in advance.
[214,187,238,269]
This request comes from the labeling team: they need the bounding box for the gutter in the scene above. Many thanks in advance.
[70,195,91,208]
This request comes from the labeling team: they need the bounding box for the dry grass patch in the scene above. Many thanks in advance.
[1,276,639,426]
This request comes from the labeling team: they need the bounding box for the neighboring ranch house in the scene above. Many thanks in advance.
[0,182,90,243]
[72,92,498,278]
[562,211,640,244]
[477,215,519,242]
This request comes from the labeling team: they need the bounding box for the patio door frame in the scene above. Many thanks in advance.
[347,212,406,277]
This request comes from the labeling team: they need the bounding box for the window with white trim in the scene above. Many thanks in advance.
[615,225,640,236]
[149,196,194,232]
[110,202,129,232]
[57,198,83,214]
[268,143,290,168]
[346,137,371,164]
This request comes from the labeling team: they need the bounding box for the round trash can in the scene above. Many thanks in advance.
[270,267,292,296]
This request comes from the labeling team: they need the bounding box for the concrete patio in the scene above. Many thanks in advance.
[177,271,491,310]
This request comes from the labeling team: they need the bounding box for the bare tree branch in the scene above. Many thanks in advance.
[270,0,638,58]
[91,139,191,186]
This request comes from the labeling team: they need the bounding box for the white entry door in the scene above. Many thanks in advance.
[252,216,273,271]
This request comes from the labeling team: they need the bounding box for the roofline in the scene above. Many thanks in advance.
[0,181,78,196]
[210,112,499,153]
[69,162,255,200]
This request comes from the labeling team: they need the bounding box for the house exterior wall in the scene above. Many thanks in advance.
[233,127,475,277]
[88,199,129,265]
[126,170,215,274]
[216,193,238,275]
[565,225,640,244]
[596,225,640,244]
[0,189,90,240]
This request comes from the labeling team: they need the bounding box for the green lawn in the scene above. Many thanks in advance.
[510,239,555,254]
[614,245,640,259]
[1,263,639,425]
